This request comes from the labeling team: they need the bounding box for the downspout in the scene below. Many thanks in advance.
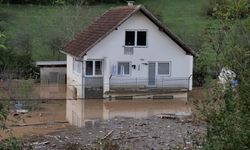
[187,74,193,100]
[188,74,193,91]
[81,55,87,99]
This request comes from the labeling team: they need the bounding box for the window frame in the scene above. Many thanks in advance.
[157,61,171,76]
[85,60,103,77]
[125,31,135,46]
[85,61,94,76]
[73,58,82,75]
[117,61,131,76]
[124,29,148,48]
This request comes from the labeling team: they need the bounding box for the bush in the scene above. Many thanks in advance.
[0,137,22,150]
[202,0,249,19]
[0,101,8,129]
[201,0,226,17]
[0,33,35,79]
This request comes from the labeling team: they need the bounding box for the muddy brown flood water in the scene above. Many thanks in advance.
[67,99,191,127]
[1,98,190,139]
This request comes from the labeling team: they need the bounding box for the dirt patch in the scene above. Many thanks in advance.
[22,116,206,150]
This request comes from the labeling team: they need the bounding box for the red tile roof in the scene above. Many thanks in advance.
[62,5,195,57]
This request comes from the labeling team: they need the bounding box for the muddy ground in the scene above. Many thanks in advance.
[22,116,206,150]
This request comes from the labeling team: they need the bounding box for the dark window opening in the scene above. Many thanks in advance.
[86,61,93,75]
[125,31,135,46]
[137,31,147,46]
[95,61,102,75]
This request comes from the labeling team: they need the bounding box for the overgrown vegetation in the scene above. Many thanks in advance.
[0,32,35,78]
[194,0,250,149]
[202,0,249,19]
[0,137,22,150]
[0,93,22,149]
[194,0,249,85]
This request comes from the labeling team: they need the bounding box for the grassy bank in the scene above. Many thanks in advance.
[1,0,215,61]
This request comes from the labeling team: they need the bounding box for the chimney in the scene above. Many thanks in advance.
[127,1,134,6]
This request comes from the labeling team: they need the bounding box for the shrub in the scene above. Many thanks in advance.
[202,0,249,19]
[0,101,8,129]
[0,137,22,150]
[0,33,35,79]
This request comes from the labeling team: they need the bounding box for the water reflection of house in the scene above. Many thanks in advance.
[66,99,191,127]
[61,3,195,99]
[35,61,66,99]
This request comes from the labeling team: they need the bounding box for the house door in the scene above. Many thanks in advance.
[148,62,156,86]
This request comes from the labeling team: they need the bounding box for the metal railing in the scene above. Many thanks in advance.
[109,77,190,91]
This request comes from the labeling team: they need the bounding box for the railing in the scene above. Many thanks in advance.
[109,77,190,91]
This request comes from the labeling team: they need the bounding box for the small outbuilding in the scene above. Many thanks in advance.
[36,61,67,85]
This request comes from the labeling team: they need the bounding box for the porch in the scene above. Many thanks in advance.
[83,76,190,100]
[109,77,190,91]
[81,57,192,99]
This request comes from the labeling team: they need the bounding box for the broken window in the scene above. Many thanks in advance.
[125,31,135,46]
[137,31,147,46]
[118,62,130,75]
[158,62,170,75]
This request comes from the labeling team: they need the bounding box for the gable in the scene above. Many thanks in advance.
[86,11,188,58]
[61,5,195,57]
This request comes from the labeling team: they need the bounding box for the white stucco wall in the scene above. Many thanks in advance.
[86,11,193,90]
[66,11,194,94]
[66,55,84,98]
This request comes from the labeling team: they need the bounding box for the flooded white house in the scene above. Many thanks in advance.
[61,4,195,99]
